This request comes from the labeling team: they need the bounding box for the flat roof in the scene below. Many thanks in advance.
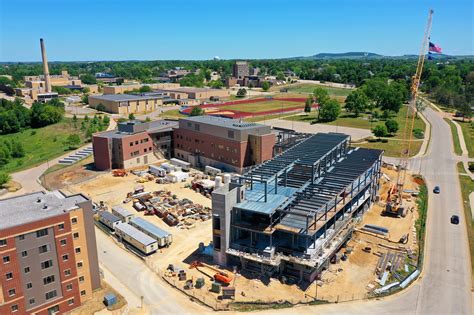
[99,211,121,223]
[95,120,177,139]
[161,87,221,93]
[0,191,89,230]
[89,94,163,102]
[182,115,265,130]
[115,222,157,246]
[111,205,133,217]
[130,217,171,238]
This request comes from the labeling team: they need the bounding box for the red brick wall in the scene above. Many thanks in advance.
[0,213,82,314]
[120,133,153,164]
[92,136,111,171]
[174,129,247,167]
[258,133,275,163]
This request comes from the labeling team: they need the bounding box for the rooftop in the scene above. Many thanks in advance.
[95,119,177,139]
[182,115,264,130]
[115,222,156,246]
[130,217,171,238]
[0,191,89,230]
[112,205,134,217]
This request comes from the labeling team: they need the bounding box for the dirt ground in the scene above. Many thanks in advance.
[69,280,127,315]
[160,167,421,306]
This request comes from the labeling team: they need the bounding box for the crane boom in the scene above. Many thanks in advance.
[396,9,434,203]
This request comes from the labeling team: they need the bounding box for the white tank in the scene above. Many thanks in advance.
[215,176,223,188]
[223,174,231,184]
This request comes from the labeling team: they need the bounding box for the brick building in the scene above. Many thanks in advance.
[0,191,100,314]
[88,94,165,114]
[93,120,176,171]
[173,116,275,173]
[233,61,249,79]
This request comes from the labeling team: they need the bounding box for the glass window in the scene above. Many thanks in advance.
[0,239,6,246]
[21,251,28,257]
[66,284,73,291]
[45,290,57,300]
[73,232,79,239]
[11,305,18,312]
[75,247,81,254]
[3,255,10,263]
[80,290,86,296]
[18,235,25,240]
[58,223,64,230]
[41,260,53,270]
[27,282,32,289]
[36,228,48,238]
[8,288,16,296]
[29,298,35,305]
[6,272,13,280]
[64,269,71,276]
[62,254,69,261]
[60,239,67,246]
[43,275,55,285]
[24,267,30,273]
[39,244,50,253]
[71,217,78,224]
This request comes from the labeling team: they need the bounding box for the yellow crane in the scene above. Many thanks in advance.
[389,9,434,215]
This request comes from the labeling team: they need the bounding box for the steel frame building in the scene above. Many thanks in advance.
[212,133,383,282]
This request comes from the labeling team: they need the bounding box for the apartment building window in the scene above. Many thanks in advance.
[24,267,30,273]
[11,305,18,312]
[60,239,67,246]
[43,275,55,285]
[48,305,59,314]
[135,141,138,145]
[80,290,86,296]
[3,255,10,263]
[45,290,57,300]
[75,247,81,254]
[5,272,13,280]
[68,298,74,306]
[77,261,83,268]
[41,259,53,270]
[18,234,24,240]
[26,282,32,289]
[64,269,71,276]
[8,288,16,296]
[79,276,85,283]
[21,250,28,257]
[149,146,152,151]
[73,232,79,239]
[29,298,35,305]
[143,138,149,143]
[129,142,133,147]
[0,239,6,247]
[144,148,147,153]
[58,223,64,230]
[66,284,73,291]
[36,228,48,238]
[131,150,140,157]
[71,217,78,224]
[39,244,50,253]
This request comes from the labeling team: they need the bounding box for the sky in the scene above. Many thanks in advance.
[0,0,472,62]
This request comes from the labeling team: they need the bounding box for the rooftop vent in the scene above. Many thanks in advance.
[36,197,42,203]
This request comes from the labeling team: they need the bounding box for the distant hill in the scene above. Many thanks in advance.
[310,52,383,59]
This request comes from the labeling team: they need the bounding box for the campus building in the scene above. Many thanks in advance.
[233,61,250,79]
[88,94,165,114]
[159,87,230,100]
[93,120,177,171]
[211,133,383,283]
[0,191,101,314]
[173,116,275,173]
[102,83,180,95]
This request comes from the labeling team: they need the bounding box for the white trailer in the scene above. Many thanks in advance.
[114,222,157,255]
[205,165,222,176]
[112,205,134,223]
[166,171,189,183]
[129,217,173,247]
[170,158,190,172]
[98,211,121,231]
[149,165,166,177]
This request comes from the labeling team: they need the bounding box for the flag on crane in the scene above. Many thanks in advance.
[429,42,442,53]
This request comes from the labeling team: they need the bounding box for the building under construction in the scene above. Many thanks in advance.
[211,132,383,283]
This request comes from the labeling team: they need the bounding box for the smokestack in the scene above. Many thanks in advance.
[40,38,51,93]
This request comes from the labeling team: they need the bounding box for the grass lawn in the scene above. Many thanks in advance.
[357,139,423,157]
[0,118,87,174]
[444,118,463,156]
[220,100,304,113]
[457,120,474,158]
[160,109,185,119]
[285,83,353,97]
[457,162,474,279]
[244,112,298,123]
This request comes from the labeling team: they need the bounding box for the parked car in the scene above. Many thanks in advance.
[450,215,459,225]
[433,186,440,194]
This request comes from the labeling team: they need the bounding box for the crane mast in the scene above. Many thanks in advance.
[396,9,434,205]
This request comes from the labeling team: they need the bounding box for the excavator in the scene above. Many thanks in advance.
[190,260,233,286]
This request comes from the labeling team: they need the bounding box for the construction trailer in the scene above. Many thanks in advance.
[211,132,383,283]
[112,205,134,223]
[114,222,158,255]
[129,217,173,247]
[98,211,121,231]
[170,158,191,172]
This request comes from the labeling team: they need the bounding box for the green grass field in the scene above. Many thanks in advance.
[0,118,87,174]
[285,83,353,97]
[357,139,423,157]
[458,120,474,158]
[160,109,185,119]
[220,100,304,113]
[444,118,463,156]
[457,162,474,279]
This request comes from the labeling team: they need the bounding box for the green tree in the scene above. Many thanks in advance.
[52,86,72,95]
[372,124,387,139]
[236,88,247,98]
[102,115,110,127]
[64,134,81,149]
[80,74,97,84]
[128,113,135,120]
[415,99,426,118]
[385,119,399,135]
[345,90,369,117]
[82,94,89,104]
[261,81,271,92]
[208,80,224,89]
[82,86,90,94]
[313,87,330,120]
[10,139,25,158]
[190,107,204,116]
[0,172,11,187]
[95,103,107,112]
[304,96,313,113]
[139,85,152,93]
[319,99,341,122]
